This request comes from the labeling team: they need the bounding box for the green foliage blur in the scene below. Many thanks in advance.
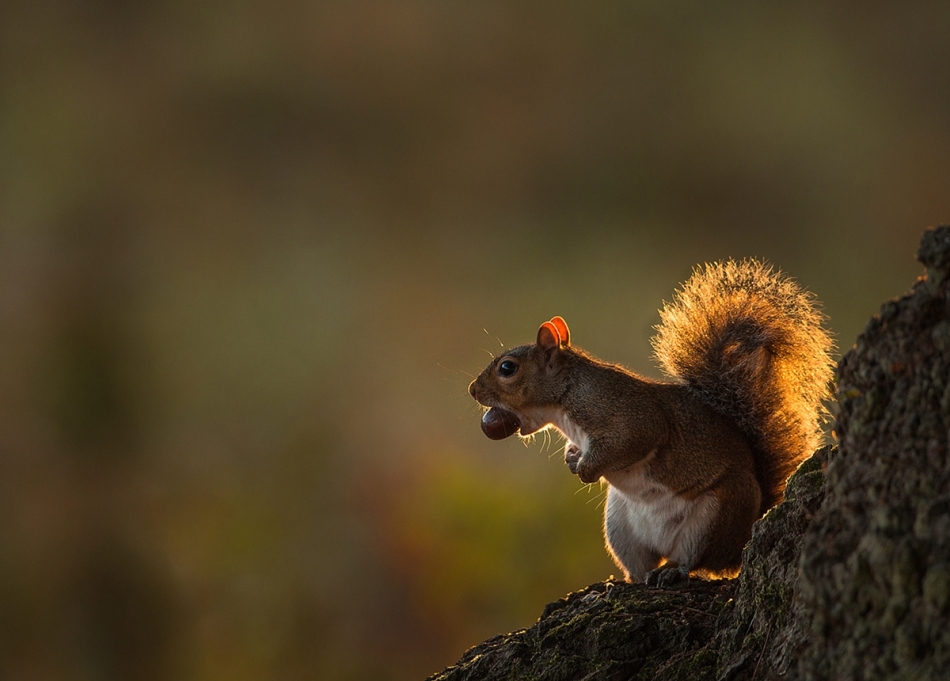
[0,1,946,679]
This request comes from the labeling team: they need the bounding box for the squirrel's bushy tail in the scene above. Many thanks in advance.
[652,259,834,513]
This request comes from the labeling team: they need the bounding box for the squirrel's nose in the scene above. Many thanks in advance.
[468,380,478,398]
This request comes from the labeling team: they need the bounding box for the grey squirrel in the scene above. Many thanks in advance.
[469,259,834,586]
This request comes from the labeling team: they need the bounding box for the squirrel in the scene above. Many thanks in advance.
[468,259,834,586]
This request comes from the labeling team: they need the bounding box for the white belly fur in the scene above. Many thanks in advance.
[546,408,717,570]
[604,465,718,565]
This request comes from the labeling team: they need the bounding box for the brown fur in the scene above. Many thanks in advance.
[652,259,834,512]
[469,259,834,581]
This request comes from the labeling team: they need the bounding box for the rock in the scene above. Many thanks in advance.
[793,224,950,680]
[714,446,831,680]
[427,579,735,681]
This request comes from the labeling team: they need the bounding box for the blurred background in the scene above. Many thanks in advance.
[0,1,947,679]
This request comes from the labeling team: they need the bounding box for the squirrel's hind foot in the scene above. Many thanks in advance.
[644,564,690,588]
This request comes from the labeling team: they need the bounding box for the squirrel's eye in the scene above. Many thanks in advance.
[498,359,519,378]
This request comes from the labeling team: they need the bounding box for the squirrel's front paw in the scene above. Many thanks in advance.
[565,444,602,483]
[573,457,603,484]
[565,445,582,473]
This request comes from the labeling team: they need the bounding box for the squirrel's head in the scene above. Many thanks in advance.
[469,316,572,439]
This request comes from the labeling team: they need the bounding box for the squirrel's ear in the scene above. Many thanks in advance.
[549,316,570,346]
[537,321,562,349]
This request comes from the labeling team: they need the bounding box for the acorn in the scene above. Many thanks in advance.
[481,407,521,440]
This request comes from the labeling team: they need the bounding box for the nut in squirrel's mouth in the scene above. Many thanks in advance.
[481,407,521,440]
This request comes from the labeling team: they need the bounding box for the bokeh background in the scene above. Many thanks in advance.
[1,2,947,679]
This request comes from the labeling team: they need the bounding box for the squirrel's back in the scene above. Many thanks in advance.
[651,259,834,513]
